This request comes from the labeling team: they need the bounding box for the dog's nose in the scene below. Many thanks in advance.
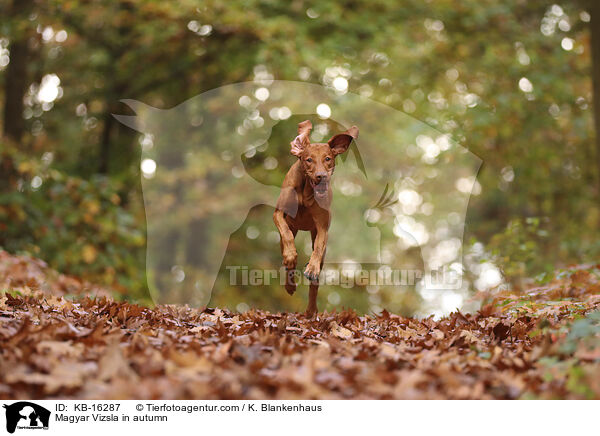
[316,172,327,182]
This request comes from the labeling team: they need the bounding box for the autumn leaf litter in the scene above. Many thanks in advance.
[1,250,599,399]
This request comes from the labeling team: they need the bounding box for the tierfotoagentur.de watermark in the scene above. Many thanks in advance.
[226,265,460,289]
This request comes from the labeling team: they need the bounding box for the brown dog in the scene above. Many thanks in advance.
[273,120,358,316]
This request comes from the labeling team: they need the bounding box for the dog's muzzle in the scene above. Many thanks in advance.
[311,179,329,198]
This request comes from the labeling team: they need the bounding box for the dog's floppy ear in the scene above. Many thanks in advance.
[297,119,312,136]
[328,125,358,155]
[290,120,312,157]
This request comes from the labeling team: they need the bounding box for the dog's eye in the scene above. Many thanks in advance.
[325,157,331,161]
[306,158,313,163]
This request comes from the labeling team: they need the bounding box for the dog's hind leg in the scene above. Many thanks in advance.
[305,230,325,317]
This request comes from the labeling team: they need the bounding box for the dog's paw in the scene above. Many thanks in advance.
[303,262,321,282]
[285,269,297,295]
[282,250,297,270]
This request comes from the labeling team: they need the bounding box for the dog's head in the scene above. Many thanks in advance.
[290,120,358,200]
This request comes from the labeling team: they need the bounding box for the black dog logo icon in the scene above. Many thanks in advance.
[3,402,50,433]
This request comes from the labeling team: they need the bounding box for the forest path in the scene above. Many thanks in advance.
[1,250,599,399]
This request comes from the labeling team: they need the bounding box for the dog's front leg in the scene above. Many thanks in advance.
[304,225,327,282]
[273,210,297,294]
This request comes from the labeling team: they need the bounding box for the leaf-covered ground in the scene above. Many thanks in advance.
[1,249,599,399]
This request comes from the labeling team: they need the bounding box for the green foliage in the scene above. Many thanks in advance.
[484,217,553,285]
[0,143,147,299]
[559,310,600,354]
[537,310,600,399]
[0,0,599,312]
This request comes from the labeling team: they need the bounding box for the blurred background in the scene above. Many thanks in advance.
[0,0,599,317]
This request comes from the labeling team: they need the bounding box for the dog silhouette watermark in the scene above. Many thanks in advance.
[115,80,482,311]
[3,402,50,433]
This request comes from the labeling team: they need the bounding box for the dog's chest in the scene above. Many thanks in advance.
[287,204,315,230]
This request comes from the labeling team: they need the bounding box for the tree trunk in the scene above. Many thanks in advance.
[591,1,600,198]
[98,109,114,174]
[2,0,34,143]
